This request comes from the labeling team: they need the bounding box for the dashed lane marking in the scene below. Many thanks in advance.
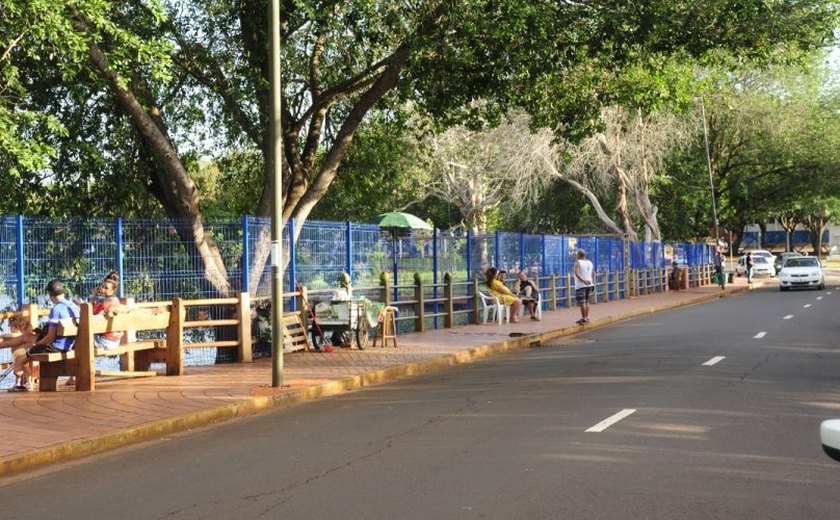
[816,296,823,300]
[586,409,636,433]
[703,356,726,366]
[783,315,793,320]
[804,304,812,308]
[754,331,767,339]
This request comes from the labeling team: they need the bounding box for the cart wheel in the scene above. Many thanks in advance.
[355,316,370,350]
[310,327,326,350]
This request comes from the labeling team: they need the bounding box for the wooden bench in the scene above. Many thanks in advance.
[30,302,184,391]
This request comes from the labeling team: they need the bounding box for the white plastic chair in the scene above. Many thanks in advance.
[519,290,542,320]
[478,291,510,324]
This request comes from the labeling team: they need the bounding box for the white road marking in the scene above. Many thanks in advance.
[703,356,726,366]
[586,409,636,433]
[816,296,823,300]
[783,315,794,320]
[827,291,832,295]
[804,304,812,308]
[753,331,767,339]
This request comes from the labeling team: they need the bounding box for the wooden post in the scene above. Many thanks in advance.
[167,299,185,376]
[443,273,454,329]
[548,274,557,311]
[120,297,136,372]
[238,292,253,363]
[565,273,573,308]
[414,273,425,332]
[379,272,392,306]
[297,286,309,333]
[76,303,95,391]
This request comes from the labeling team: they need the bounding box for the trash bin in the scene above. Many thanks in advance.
[727,272,735,284]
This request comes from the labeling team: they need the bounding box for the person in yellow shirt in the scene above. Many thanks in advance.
[484,267,521,323]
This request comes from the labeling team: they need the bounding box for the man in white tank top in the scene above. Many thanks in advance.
[573,249,595,325]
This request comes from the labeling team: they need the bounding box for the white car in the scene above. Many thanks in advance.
[735,255,775,278]
[778,256,825,291]
[749,249,777,275]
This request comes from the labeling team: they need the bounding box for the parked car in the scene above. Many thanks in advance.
[748,249,777,274]
[735,255,775,277]
[778,255,825,291]
[774,251,804,273]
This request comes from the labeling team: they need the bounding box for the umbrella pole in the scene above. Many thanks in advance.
[392,234,398,301]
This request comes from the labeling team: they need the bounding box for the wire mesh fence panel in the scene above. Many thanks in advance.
[470,233,497,280]
[521,234,543,277]
[24,218,118,304]
[496,232,520,273]
[0,217,18,313]
[350,223,385,287]
[437,231,468,282]
[295,220,347,292]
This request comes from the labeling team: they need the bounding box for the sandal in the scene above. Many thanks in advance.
[7,385,29,392]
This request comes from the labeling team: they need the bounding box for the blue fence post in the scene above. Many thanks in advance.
[519,232,525,273]
[433,227,439,329]
[289,218,297,311]
[116,217,125,298]
[466,230,472,281]
[241,215,250,295]
[16,215,24,308]
[494,231,500,270]
[540,234,547,310]
[594,238,600,271]
[345,221,352,280]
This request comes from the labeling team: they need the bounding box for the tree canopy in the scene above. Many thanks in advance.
[1,0,838,291]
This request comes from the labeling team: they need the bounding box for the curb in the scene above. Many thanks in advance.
[0,285,749,477]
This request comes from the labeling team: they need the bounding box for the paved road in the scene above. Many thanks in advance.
[1,281,839,519]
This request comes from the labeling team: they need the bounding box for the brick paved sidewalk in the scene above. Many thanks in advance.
[0,278,756,477]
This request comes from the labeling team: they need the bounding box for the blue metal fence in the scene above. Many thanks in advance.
[1,216,721,311]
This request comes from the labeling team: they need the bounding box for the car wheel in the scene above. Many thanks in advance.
[780,286,787,292]
[818,284,825,291]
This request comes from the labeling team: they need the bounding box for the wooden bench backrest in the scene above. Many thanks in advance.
[56,307,171,337]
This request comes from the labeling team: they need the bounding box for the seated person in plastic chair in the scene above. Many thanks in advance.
[485,267,521,323]
[669,261,681,291]
[513,271,540,320]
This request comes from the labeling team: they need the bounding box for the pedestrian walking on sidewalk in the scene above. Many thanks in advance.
[745,252,754,284]
[573,249,595,325]
[714,252,726,290]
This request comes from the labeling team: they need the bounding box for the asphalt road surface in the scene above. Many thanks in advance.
[2,278,839,519]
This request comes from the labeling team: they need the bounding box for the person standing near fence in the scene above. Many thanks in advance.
[574,249,595,325]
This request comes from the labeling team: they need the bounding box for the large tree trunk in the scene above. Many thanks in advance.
[77,15,231,296]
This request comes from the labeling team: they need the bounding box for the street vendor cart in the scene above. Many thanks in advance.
[310,299,370,350]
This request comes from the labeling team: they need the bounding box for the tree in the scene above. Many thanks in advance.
[419,112,550,234]
[800,198,840,258]
[3,0,837,293]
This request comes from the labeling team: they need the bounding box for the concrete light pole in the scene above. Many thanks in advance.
[269,0,284,387]
[700,100,725,261]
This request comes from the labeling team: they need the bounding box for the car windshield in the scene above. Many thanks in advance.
[785,257,819,268]
[754,257,769,264]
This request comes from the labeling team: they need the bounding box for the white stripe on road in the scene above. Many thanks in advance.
[753,331,767,339]
[816,296,823,300]
[586,409,636,433]
[828,291,833,295]
[783,315,793,320]
[804,304,812,308]
[703,356,726,366]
